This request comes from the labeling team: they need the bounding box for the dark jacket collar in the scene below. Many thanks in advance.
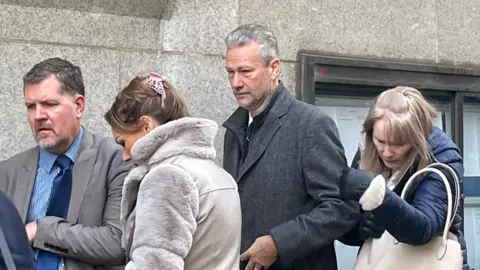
[222,80,295,181]
[222,80,293,132]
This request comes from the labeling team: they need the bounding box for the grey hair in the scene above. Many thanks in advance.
[23,57,85,97]
[225,23,279,65]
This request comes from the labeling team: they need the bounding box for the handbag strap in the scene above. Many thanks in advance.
[0,226,17,270]
[425,162,461,228]
[400,167,453,243]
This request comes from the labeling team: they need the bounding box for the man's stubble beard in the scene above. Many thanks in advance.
[35,134,61,150]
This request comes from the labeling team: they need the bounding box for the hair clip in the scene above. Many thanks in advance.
[146,72,165,95]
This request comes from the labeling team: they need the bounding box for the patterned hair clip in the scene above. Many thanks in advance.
[146,72,165,95]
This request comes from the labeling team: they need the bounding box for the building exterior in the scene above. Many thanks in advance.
[0,1,478,269]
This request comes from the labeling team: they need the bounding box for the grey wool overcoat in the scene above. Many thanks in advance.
[223,81,360,270]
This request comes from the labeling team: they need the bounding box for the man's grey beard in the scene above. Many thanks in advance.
[36,136,61,150]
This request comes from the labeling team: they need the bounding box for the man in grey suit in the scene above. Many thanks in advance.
[0,57,130,269]
[222,24,362,270]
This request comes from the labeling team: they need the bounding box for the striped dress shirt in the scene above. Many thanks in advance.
[26,127,84,270]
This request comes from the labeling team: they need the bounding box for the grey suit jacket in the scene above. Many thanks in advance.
[0,129,131,270]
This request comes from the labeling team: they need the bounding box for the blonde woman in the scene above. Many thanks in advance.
[104,72,242,269]
[341,86,469,269]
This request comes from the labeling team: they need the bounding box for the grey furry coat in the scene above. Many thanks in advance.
[121,117,242,270]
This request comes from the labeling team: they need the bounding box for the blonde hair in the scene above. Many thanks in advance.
[104,74,190,133]
[361,86,437,174]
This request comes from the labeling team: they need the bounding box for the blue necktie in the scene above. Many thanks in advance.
[35,155,72,270]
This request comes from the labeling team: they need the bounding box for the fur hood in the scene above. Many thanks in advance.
[120,116,218,256]
[130,117,218,166]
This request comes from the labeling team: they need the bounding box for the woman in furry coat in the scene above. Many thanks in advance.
[104,72,242,270]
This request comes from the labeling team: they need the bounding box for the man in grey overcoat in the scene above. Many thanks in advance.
[222,24,362,270]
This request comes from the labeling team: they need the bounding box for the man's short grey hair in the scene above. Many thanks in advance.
[23,57,85,97]
[225,23,279,65]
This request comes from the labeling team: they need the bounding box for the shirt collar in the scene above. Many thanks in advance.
[39,127,84,172]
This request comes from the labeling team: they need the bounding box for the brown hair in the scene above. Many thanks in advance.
[361,86,437,174]
[104,74,190,133]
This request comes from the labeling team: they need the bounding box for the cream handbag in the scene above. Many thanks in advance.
[353,163,463,270]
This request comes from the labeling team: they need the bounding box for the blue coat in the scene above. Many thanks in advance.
[342,126,469,269]
[0,190,34,269]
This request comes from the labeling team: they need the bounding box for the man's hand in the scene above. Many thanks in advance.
[359,212,385,241]
[25,221,37,244]
[240,235,278,270]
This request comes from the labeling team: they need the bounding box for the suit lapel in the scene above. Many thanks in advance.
[16,148,39,222]
[68,131,97,222]
[237,117,282,181]
[236,83,294,182]
[222,108,248,180]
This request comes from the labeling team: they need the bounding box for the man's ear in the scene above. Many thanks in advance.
[74,94,85,119]
[268,58,281,80]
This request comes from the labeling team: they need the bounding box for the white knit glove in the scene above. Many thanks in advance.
[359,174,386,211]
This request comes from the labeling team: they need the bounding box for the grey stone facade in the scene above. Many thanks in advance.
[0,1,479,269]
[4,0,475,162]
[4,1,475,163]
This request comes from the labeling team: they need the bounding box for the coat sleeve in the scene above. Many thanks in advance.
[338,149,375,246]
[33,147,130,265]
[336,168,374,247]
[0,191,35,269]
[337,222,364,247]
[269,109,361,267]
[125,164,199,270]
[370,149,463,245]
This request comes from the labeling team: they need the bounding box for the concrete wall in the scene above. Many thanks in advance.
[1,1,477,162]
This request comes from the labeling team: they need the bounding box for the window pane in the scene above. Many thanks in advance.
[463,96,480,269]
[430,100,451,137]
[463,100,480,177]
[315,96,371,165]
[463,200,480,269]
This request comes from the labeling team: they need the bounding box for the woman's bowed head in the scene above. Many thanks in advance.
[361,86,437,179]
[104,72,190,161]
